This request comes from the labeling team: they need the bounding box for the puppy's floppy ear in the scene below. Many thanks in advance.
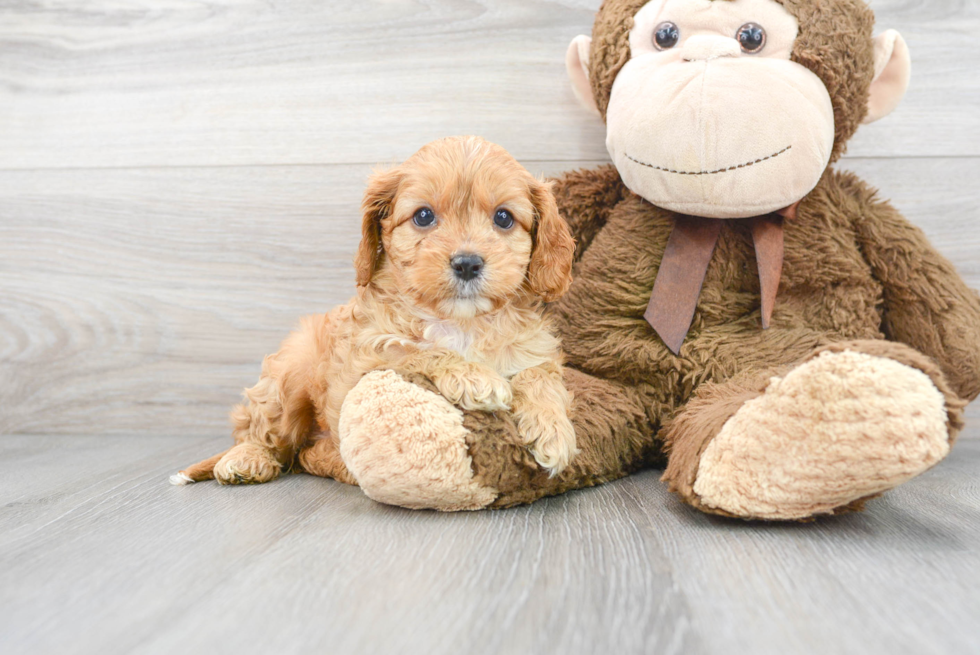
[355,167,402,287]
[527,179,575,302]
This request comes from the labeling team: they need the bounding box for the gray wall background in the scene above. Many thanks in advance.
[1,0,977,436]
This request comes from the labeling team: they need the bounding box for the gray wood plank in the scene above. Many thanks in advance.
[0,433,977,654]
[0,0,977,170]
[0,434,701,655]
[642,437,980,655]
[1,158,978,436]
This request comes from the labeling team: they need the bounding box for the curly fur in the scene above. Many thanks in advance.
[175,136,578,484]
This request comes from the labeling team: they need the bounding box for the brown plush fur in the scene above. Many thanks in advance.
[449,160,980,511]
[587,0,875,161]
[175,136,578,484]
[300,0,979,520]
[461,165,980,511]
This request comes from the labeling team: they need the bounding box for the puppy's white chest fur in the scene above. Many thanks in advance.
[420,319,474,356]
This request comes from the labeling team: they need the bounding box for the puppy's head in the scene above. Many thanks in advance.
[354,136,574,319]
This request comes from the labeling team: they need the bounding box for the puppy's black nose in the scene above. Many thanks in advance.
[451,254,484,281]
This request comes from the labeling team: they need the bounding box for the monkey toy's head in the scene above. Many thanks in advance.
[567,0,910,218]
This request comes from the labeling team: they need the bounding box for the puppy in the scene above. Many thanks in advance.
[172,136,577,487]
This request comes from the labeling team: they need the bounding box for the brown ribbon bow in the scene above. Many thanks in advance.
[643,204,798,355]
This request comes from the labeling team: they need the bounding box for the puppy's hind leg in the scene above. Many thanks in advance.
[297,434,358,486]
[213,315,329,485]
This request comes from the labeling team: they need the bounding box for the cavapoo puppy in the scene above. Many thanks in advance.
[172,136,577,487]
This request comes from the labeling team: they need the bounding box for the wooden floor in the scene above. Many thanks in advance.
[1,1,979,653]
[0,434,978,655]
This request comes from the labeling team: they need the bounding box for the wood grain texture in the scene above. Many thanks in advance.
[1,159,977,436]
[0,433,977,655]
[0,0,978,170]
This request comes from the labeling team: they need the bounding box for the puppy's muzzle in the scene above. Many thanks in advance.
[451,253,484,282]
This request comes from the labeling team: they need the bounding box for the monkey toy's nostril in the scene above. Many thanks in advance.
[451,254,484,281]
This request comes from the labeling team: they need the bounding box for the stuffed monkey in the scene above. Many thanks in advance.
[300,0,980,519]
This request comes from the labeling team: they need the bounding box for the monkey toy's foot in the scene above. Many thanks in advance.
[337,370,498,511]
[690,350,952,520]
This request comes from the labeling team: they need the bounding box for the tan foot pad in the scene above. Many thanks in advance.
[339,370,498,511]
[693,350,950,520]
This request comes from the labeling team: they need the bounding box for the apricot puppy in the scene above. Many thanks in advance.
[173,136,577,487]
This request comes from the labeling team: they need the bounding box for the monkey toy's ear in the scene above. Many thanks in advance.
[566,35,600,117]
[863,30,912,124]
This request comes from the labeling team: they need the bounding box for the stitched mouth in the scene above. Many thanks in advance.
[625,145,792,176]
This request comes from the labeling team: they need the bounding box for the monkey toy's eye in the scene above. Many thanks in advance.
[653,22,680,50]
[413,207,436,227]
[736,23,766,53]
[493,209,515,229]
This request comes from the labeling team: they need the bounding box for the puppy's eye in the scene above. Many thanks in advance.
[412,208,436,228]
[653,22,680,50]
[493,209,515,230]
[736,23,766,53]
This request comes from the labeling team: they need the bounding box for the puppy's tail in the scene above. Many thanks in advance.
[169,449,230,486]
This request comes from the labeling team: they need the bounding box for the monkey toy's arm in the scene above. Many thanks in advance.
[848,176,980,402]
[550,164,627,262]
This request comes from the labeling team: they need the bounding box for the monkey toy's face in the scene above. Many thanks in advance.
[567,0,911,219]
[609,0,830,218]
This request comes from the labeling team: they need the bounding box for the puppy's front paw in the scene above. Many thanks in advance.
[436,363,512,412]
[214,443,282,485]
[520,413,577,477]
